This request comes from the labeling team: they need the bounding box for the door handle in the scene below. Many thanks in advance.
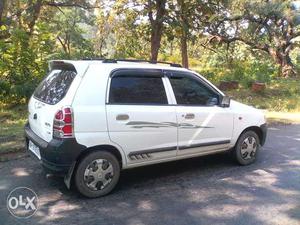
[184,113,195,119]
[116,114,129,121]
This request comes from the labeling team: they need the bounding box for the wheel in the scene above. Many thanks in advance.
[74,151,120,198]
[233,130,260,165]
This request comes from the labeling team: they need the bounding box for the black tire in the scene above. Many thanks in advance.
[233,130,260,165]
[74,151,120,198]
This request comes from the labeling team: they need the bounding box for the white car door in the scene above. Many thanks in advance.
[106,69,178,165]
[165,70,234,156]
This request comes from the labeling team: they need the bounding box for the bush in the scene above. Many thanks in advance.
[190,46,278,87]
[0,29,51,104]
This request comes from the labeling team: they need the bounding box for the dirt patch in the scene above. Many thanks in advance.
[0,149,28,162]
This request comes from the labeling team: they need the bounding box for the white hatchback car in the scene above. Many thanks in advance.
[25,59,267,198]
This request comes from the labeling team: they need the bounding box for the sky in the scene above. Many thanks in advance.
[294,1,300,9]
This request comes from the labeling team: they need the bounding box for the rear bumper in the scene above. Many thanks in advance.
[24,122,86,175]
[260,123,267,146]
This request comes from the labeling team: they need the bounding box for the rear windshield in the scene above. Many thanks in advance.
[34,69,77,105]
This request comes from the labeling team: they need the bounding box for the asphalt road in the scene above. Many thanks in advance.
[1,124,300,225]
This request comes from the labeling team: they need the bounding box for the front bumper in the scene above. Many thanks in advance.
[24,123,86,175]
[260,123,267,146]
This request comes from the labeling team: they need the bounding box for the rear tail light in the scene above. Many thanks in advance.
[53,107,74,139]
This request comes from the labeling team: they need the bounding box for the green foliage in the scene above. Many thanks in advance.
[0,0,299,105]
[226,78,300,112]
[0,4,96,104]
[0,29,50,104]
[220,58,278,86]
[190,44,279,87]
[206,0,300,77]
[50,8,96,59]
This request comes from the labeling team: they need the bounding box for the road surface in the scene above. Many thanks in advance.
[1,124,300,225]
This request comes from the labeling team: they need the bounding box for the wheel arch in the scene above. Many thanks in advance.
[66,144,125,189]
[238,126,264,145]
[76,145,124,169]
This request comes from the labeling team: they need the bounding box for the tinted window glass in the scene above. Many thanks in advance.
[34,69,76,105]
[109,76,168,104]
[169,76,219,106]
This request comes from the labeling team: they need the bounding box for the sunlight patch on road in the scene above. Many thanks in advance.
[284,159,300,166]
[11,167,30,177]
[37,200,81,222]
[137,200,157,211]
[188,204,246,219]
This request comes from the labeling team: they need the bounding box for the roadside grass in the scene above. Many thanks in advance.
[0,105,27,159]
[225,78,300,112]
[266,111,300,124]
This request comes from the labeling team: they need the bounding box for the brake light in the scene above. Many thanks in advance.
[53,107,74,138]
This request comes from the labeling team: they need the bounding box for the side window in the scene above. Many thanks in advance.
[109,76,168,104]
[169,75,219,106]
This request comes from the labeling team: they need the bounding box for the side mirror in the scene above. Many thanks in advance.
[220,96,231,107]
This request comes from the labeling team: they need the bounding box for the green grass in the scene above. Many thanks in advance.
[0,105,27,155]
[225,78,300,112]
[266,111,300,124]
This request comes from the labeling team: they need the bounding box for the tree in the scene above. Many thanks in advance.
[0,0,96,103]
[147,0,167,61]
[175,0,189,68]
[166,0,228,68]
[206,0,300,77]
[0,0,5,26]
[52,7,95,58]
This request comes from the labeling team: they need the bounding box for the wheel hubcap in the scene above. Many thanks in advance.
[240,136,257,160]
[83,159,114,191]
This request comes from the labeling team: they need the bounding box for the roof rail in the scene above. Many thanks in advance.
[82,57,105,61]
[101,58,182,67]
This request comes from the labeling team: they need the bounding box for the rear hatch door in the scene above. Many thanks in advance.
[28,62,80,142]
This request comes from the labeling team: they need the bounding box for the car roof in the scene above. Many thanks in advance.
[49,60,190,75]
[49,59,224,96]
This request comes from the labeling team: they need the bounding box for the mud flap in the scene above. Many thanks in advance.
[64,161,76,189]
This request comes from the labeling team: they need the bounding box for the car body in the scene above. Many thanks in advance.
[25,59,267,197]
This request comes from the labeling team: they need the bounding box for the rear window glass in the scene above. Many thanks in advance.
[34,69,77,105]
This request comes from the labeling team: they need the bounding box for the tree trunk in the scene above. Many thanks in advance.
[180,31,188,68]
[280,55,296,77]
[177,0,189,68]
[269,48,296,77]
[0,0,5,25]
[150,24,163,61]
[0,0,10,39]
[27,0,43,36]
[149,0,166,62]
[170,41,173,56]
[20,0,43,50]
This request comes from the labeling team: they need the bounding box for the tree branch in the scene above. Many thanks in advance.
[57,36,67,53]
[291,30,300,39]
[147,0,154,24]
[200,43,218,53]
[45,1,99,9]
[208,34,270,53]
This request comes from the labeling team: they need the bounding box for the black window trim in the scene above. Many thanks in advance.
[164,70,222,107]
[110,68,163,78]
[107,68,169,106]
